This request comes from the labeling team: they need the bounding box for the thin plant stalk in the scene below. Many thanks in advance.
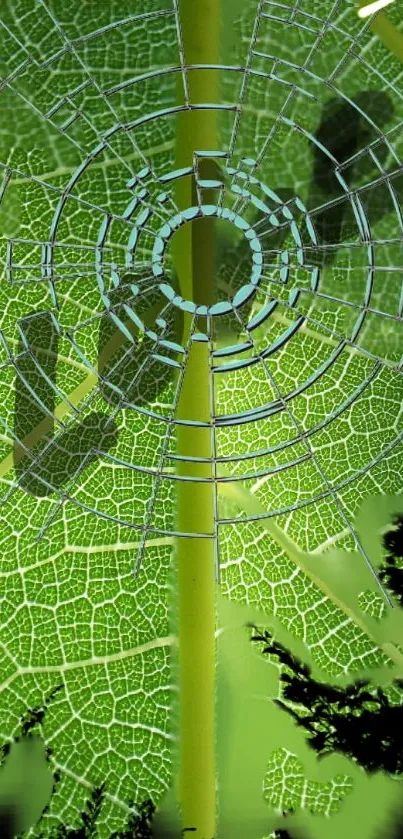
[173,1,220,835]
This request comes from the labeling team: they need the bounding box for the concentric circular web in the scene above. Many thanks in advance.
[0,0,402,591]
[1,1,403,835]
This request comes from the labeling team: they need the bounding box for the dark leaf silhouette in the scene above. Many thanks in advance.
[379,514,403,607]
[251,627,403,776]
[20,685,64,739]
[39,784,107,839]
[109,798,155,839]
[36,793,155,839]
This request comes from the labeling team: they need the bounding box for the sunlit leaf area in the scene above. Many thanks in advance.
[0,1,402,838]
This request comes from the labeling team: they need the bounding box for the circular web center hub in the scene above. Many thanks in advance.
[152,204,263,317]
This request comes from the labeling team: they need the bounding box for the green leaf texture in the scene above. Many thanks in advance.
[0,0,402,835]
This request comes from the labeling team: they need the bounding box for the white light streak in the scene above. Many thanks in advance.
[358,0,395,18]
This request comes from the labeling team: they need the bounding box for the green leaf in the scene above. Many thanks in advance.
[0,0,403,836]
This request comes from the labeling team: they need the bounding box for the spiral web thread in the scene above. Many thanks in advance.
[0,0,402,603]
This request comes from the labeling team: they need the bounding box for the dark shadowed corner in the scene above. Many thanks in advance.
[0,802,17,839]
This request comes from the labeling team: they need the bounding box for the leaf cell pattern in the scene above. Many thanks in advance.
[0,0,402,835]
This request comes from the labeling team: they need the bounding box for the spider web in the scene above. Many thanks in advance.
[0,0,401,594]
[0,0,402,834]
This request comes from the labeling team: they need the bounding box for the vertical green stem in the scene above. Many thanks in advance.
[175,351,216,838]
[173,2,220,836]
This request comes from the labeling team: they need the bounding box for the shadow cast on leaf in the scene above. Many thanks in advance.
[306,90,395,267]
